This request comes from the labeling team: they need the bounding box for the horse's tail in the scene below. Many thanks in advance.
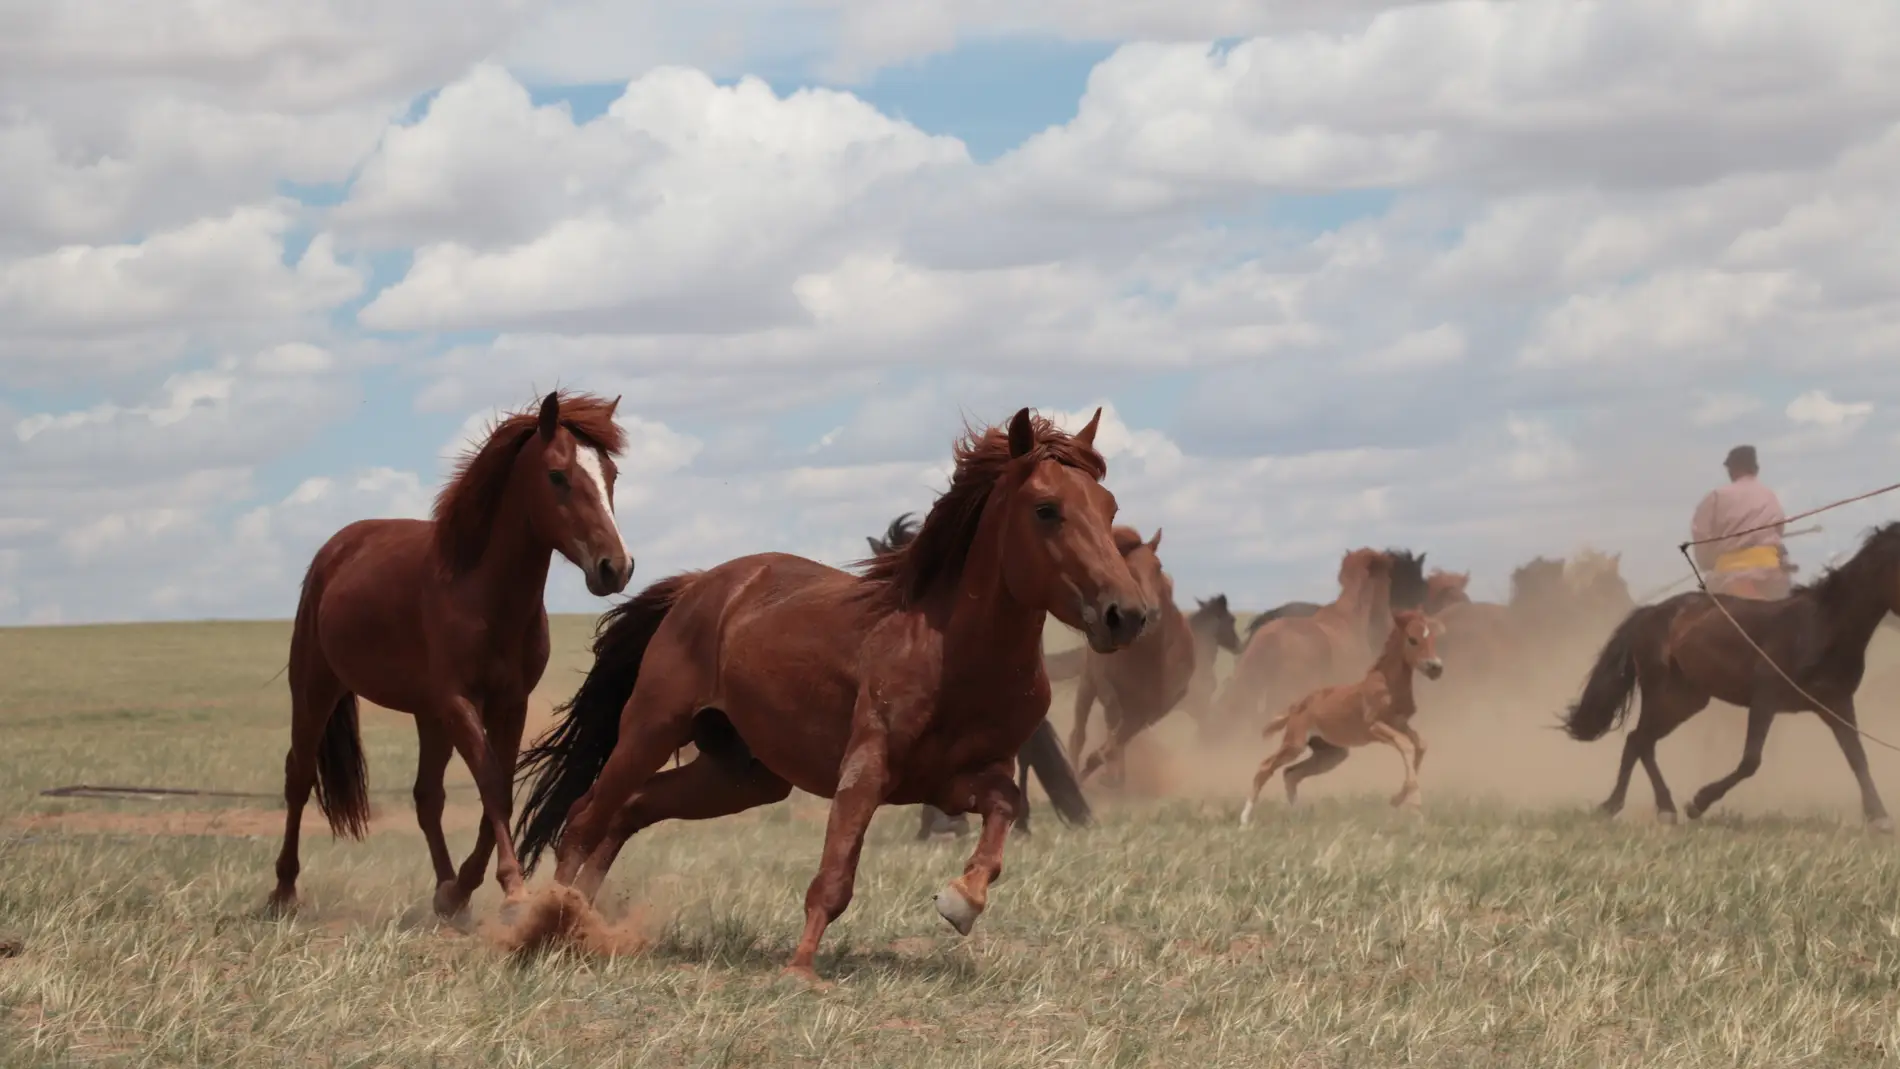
[1559,604,1654,742]
[288,547,373,840]
[313,694,372,840]
[1020,718,1092,827]
[1044,646,1086,681]
[514,572,697,875]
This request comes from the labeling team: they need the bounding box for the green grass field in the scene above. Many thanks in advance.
[6,616,1900,1067]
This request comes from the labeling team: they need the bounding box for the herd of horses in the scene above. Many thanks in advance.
[266,390,1900,983]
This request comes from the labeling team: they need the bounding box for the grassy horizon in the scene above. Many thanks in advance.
[6,617,1900,1066]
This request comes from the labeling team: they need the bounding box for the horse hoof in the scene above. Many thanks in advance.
[1656,810,1677,826]
[431,881,470,919]
[1871,816,1896,835]
[934,885,981,937]
[780,965,833,992]
[260,892,299,921]
[496,897,528,928]
[1683,803,1704,821]
[1239,801,1254,827]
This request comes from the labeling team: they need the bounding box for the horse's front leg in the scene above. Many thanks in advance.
[933,760,1022,937]
[787,727,891,986]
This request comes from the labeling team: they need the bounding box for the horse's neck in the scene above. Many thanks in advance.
[1340,574,1390,646]
[1370,641,1415,713]
[460,482,555,625]
[937,532,1046,678]
[1816,566,1899,659]
[1189,618,1221,667]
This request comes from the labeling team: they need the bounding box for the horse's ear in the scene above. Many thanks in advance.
[538,391,561,442]
[867,537,881,554]
[1214,593,1227,608]
[1149,527,1163,551]
[1008,407,1035,458]
[1075,406,1103,447]
[607,394,622,418]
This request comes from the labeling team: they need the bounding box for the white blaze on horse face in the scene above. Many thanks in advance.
[573,444,629,563]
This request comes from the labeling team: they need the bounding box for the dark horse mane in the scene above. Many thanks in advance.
[431,391,627,576]
[1793,521,1900,620]
[1242,547,1427,642]
[866,512,919,556]
[856,414,1107,611]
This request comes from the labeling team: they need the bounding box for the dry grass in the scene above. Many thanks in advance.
[5,615,1900,1067]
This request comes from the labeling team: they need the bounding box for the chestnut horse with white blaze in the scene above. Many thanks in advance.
[513,408,1152,984]
[268,391,634,920]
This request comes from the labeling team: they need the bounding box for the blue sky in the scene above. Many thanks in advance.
[3,0,1897,624]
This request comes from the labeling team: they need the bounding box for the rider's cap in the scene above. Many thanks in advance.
[1724,444,1758,471]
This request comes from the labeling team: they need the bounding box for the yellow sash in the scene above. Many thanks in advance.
[1714,545,1780,572]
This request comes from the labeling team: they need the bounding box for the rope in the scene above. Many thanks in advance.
[1674,479,1900,754]
[1637,525,1825,603]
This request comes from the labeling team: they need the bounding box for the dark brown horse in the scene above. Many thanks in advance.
[513,408,1152,984]
[269,391,634,920]
[1068,526,1199,786]
[865,512,1092,841]
[1561,522,1900,828]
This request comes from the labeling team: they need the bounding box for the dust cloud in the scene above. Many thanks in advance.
[1050,612,1900,825]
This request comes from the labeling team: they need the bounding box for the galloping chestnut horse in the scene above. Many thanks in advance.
[1068,526,1198,786]
[513,408,1152,984]
[1241,608,1445,824]
[865,512,1092,841]
[1208,549,1399,741]
[268,391,634,920]
[1562,522,1900,828]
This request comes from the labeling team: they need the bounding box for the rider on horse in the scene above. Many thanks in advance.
[1690,445,1793,599]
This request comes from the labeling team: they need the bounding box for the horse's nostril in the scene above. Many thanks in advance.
[597,559,615,586]
[1105,604,1123,631]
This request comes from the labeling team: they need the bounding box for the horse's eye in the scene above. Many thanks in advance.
[548,470,569,489]
[1035,502,1061,523]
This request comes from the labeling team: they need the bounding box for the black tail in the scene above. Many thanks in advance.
[1019,718,1092,827]
[1559,605,1654,742]
[313,693,372,839]
[1044,646,1086,681]
[1243,601,1323,644]
[513,573,696,875]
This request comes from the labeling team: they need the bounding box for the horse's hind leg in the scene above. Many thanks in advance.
[411,718,460,917]
[576,751,792,901]
[1815,695,1894,831]
[1686,698,1774,821]
[1240,737,1308,826]
[268,668,346,917]
[1283,737,1349,804]
[552,681,699,895]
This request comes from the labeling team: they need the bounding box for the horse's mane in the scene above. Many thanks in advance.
[1386,548,1429,610]
[865,512,920,558]
[859,413,1107,609]
[1800,522,1900,609]
[431,391,626,575]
